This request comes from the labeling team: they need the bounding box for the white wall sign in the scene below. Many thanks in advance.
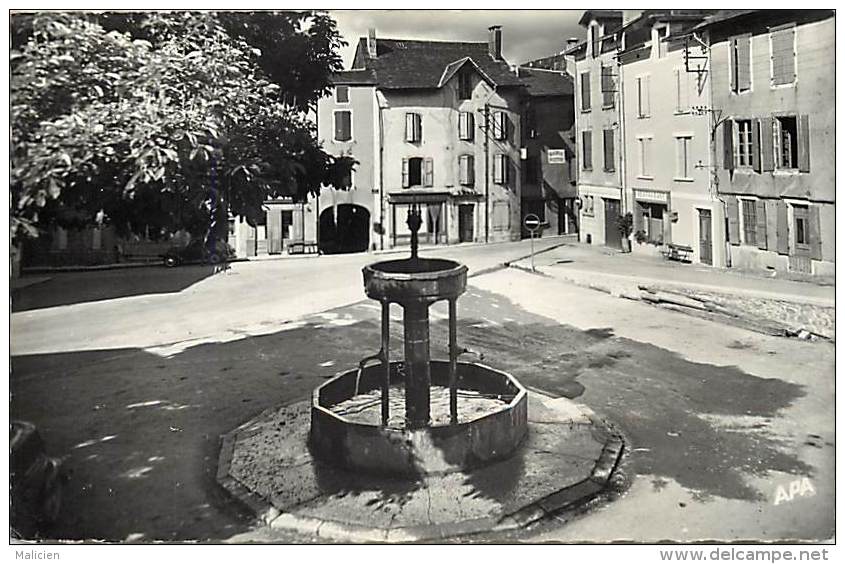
[547,149,566,164]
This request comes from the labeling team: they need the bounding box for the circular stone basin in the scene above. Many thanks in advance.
[363,258,468,303]
[310,360,528,478]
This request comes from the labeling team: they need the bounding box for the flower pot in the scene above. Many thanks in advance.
[620,237,632,253]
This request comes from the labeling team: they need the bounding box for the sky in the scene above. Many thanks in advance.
[329,10,586,69]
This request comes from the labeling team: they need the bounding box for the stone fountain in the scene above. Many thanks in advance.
[217,203,625,542]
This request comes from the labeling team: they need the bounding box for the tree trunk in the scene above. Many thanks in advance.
[10,241,22,279]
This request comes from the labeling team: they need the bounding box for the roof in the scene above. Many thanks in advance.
[348,37,523,90]
[517,67,573,97]
[578,10,623,27]
[690,9,758,31]
[330,68,377,86]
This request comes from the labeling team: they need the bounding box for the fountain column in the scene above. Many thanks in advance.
[403,203,431,428]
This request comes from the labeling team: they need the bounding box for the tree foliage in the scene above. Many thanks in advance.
[10,11,354,244]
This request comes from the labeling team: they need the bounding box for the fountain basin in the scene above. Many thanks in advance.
[310,360,528,478]
[363,258,467,304]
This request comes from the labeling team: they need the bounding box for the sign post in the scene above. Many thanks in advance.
[523,213,541,272]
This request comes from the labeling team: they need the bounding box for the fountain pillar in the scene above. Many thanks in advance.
[403,301,431,428]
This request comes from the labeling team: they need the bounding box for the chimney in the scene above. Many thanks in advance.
[488,25,502,61]
[367,28,377,58]
[566,37,579,49]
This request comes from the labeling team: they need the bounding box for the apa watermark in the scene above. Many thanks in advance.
[773,477,816,506]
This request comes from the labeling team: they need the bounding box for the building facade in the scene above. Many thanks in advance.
[619,11,727,267]
[704,10,835,276]
[568,11,626,248]
[316,27,525,252]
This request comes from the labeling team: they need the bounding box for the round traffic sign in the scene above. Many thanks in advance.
[523,213,541,232]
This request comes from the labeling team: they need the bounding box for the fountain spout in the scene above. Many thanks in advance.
[407,202,422,260]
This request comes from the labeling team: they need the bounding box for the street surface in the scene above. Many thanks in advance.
[10,237,834,542]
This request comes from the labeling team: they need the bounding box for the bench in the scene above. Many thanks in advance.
[287,242,319,255]
[663,243,693,263]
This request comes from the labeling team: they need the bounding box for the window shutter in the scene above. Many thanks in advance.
[729,38,738,92]
[808,205,822,260]
[755,199,768,249]
[335,111,351,141]
[416,114,423,142]
[723,120,734,170]
[424,157,434,187]
[644,75,651,116]
[603,130,614,172]
[726,196,740,245]
[581,72,591,111]
[771,26,795,85]
[752,118,762,173]
[776,200,789,254]
[583,131,592,170]
[798,114,810,172]
[765,200,779,250]
[468,155,475,185]
[335,113,342,140]
[760,117,775,171]
[459,156,467,185]
[674,69,682,112]
[402,158,409,188]
[737,35,751,91]
[405,113,414,142]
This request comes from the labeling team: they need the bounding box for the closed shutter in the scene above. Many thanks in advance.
[674,69,689,112]
[582,131,592,170]
[601,66,614,108]
[423,158,434,187]
[726,196,740,245]
[402,158,409,188]
[493,155,503,184]
[405,113,414,142]
[737,35,751,91]
[581,72,591,111]
[467,155,475,185]
[755,199,768,249]
[765,199,779,250]
[335,111,351,141]
[752,118,762,173]
[643,75,651,116]
[729,38,738,92]
[459,112,474,141]
[760,117,775,171]
[808,205,822,260]
[723,120,734,170]
[798,114,810,172]
[776,200,789,254]
[603,130,615,172]
[771,25,795,86]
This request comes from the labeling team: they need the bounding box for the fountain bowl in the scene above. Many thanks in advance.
[363,258,467,304]
[309,360,528,478]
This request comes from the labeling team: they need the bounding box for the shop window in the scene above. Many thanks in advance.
[637,202,665,244]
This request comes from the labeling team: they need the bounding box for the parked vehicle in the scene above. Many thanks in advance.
[161,239,236,267]
[10,421,64,538]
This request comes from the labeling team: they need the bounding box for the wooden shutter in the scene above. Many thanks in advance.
[583,131,592,170]
[752,118,762,173]
[604,130,615,172]
[765,199,779,250]
[423,157,434,187]
[723,120,734,170]
[737,35,751,91]
[644,75,651,116]
[401,158,409,188]
[581,72,591,111]
[405,113,414,142]
[729,38,738,92]
[771,25,795,85]
[776,200,789,254]
[808,205,822,260]
[755,199,768,249]
[416,114,423,142]
[760,117,774,171]
[335,111,350,141]
[798,114,810,172]
[467,155,475,185]
[726,196,740,245]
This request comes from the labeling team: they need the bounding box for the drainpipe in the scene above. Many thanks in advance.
[617,45,627,219]
[484,103,490,243]
[378,95,385,251]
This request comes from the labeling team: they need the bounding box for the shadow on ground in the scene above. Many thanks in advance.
[10,287,808,541]
[11,265,219,312]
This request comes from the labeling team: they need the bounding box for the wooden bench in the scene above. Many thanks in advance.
[663,243,693,263]
[287,242,319,255]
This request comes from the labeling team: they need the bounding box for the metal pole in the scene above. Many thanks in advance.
[530,229,535,272]
[448,298,458,424]
[484,104,490,243]
[381,300,390,425]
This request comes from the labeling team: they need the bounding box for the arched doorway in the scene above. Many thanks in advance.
[319,204,370,254]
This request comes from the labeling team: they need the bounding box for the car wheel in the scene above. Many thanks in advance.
[208,253,220,265]
[164,256,178,268]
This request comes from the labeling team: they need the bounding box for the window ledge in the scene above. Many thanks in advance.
[637,175,654,181]
[674,110,691,116]
[673,177,695,183]
[637,115,651,119]
[773,169,800,176]
[581,109,592,114]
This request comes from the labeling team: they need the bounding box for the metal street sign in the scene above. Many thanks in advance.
[523,213,542,232]
[523,214,541,272]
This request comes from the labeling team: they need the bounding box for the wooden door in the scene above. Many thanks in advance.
[458,205,474,243]
[604,198,621,249]
[698,208,713,265]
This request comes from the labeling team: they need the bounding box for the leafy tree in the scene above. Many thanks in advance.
[10,11,354,248]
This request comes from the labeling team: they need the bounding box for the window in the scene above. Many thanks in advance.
[771,24,796,86]
[333,110,351,142]
[793,204,809,247]
[675,135,693,179]
[603,129,615,172]
[636,75,650,118]
[735,119,754,168]
[601,65,615,109]
[637,137,652,177]
[281,211,293,239]
[335,86,349,104]
[402,157,432,188]
[656,25,669,58]
[493,154,509,184]
[590,24,600,58]
[674,69,689,113]
[741,199,757,245]
[405,113,422,143]
[458,111,474,141]
[580,72,591,111]
[581,130,592,170]
[582,195,595,217]
[492,111,508,140]
[459,155,475,186]
[774,116,798,169]
[730,34,752,93]
[637,202,665,244]
[524,156,539,184]
[458,70,473,100]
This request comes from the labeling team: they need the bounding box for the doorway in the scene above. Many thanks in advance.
[458,204,474,243]
[604,198,621,249]
[698,208,712,265]
[318,204,370,254]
